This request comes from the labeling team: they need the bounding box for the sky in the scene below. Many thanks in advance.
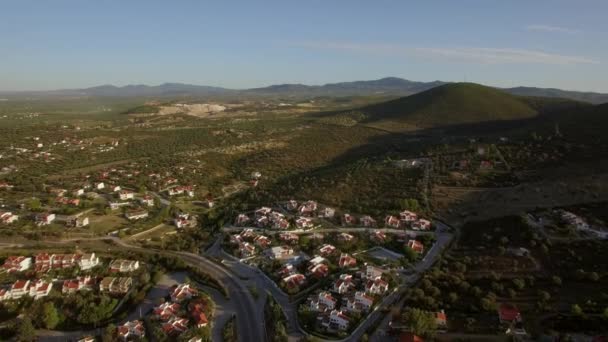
[1,0,607,92]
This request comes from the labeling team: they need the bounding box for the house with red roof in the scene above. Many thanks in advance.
[171,284,198,302]
[346,291,374,313]
[342,213,356,226]
[319,244,337,257]
[326,310,350,331]
[498,303,521,323]
[360,215,377,227]
[365,277,389,295]
[399,210,418,223]
[412,219,432,231]
[283,273,306,290]
[296,217,314,229]
[309,291,337,312]
[10,280,31,299]
[338,253,357,268]
[370,230,387,243]
[35,212,56,226]
[337,233,355,243]
[385,215,401,228]
[333,274,354,294]
[407,240,424,254]
[279,232,299,244]
[436,309,448,330]
[153,302,181,321]
[0,211,18,225]
[2,256,32,272]
[117,320,145,340]
[309,263,329,278]
[235,213,250,226]
[29,280,53,299]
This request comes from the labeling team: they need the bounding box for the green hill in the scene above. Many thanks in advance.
[355,83,539,130]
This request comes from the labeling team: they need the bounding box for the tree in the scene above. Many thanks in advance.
[16,317,36,342]
[512,278,525,290]
[101,324,116,342]
[41,302,60,329]
[571,304,583,316]
[403,308,437,338]
[551,276,562,286]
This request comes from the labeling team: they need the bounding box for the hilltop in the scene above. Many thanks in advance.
[347,83,538,130]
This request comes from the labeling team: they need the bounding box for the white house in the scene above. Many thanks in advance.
[0,211,18,224]
[78,253,100,270]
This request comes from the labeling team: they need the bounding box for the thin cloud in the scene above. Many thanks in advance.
[290,41,598,65]
[526,24,580,34]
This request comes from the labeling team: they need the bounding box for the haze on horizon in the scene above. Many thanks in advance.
[1,0,607,93]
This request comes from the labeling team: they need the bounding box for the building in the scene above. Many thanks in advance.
[279,232,299,244]
[62,276,95,294]
[2,256,32,272]
[153,302,181,321]
[28,280,53,299]
[235,213,250,226]
[171,283,198,302]
[309,263,329,278]
[264,246,294,260]
[309,291,337,312]
[365,277,389,295]
[337,233,355,242]
[254,235,271,248]
[346,291,374,312]
[400,210,418,223]
[498,303,521,323]
[0,211,18,224]
[371,230,387,243]
[385,215,400,228]
[10,280,31,299]
[78,253,100,270]
[239,242,256,257]
[342,213,356,226]
[365,265,384,279]
[320,207,335,218]
[109,259,140,272]
[338,253,357,268]
[125,209,149,221]
[118,190,135,200]
[360,215,377,227]
[295,217,314,229]
[407,240,424,254]
[319,244,337,256]
[139,195,155,207]
[67,216,89,228]
[100,277,132,294]
[298,200,318,216]
[35,213,56,226]
[333,274,354,294]
[326,310,350,331]
[412,219,432,230]
[117,320,145,340]
[283,273,306,289]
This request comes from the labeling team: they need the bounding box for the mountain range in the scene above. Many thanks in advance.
[2,77,608,104]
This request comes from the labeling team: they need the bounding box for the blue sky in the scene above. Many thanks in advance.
[1,0,607,92]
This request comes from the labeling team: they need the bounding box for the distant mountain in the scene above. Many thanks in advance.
[2,78,607,104]
[506,86,608,105]
[245,77,445,96]
[348,83,539,130]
